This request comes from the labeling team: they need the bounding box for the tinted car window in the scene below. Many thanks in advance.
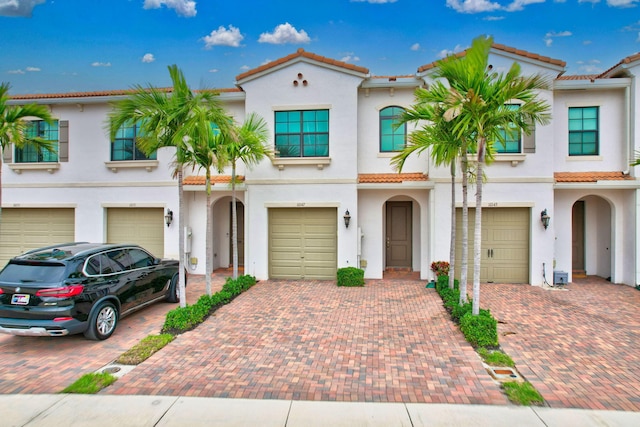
[85,254,123,275]
[107,249,134,270]
[0,262,67,283]
[129,249,155,269]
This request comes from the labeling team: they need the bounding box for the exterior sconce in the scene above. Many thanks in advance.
[540,209,550,230]
[165,209,173,228]
[343,210,351,228]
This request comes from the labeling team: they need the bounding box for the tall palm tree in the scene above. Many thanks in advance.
[219,113,271,279]
[393,100,474,298]
[180,109,232,296]
[0,82,54,224]
[436,36,551,315]
[108,65,229,307]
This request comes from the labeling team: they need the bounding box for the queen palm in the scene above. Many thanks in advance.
[392,101,473,299]
[108,65,229,307]
[0,82,54,224]
[219,113,271,280]
[436,36,551,314]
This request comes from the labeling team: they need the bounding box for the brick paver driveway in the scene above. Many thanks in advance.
[482,278,640,412]
[105,279,508,405]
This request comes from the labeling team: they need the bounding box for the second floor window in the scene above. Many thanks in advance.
[275,110,329,157]
[15,120,59,163]
[496,104,521,153]
[112,122,156,161]
[380,106,406,152]
[569,106,598,156]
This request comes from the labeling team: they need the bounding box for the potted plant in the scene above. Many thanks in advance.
[428,261,450,288]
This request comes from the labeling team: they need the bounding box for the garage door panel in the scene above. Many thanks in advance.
[0,208,75,267]
[107,208,164,258]
[455,208,529,284]
[269,208,337,280]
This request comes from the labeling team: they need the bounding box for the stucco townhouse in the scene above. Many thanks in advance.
[2,44,640,287]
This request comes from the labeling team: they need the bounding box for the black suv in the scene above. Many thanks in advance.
[0,243,181,340]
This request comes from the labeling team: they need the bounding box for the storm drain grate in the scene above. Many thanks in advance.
[485,365,523,383]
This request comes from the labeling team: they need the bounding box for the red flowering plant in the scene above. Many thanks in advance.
[430,261,450,277]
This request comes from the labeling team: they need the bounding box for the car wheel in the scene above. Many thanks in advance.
[166,273,180,303]
[84,301,118,340]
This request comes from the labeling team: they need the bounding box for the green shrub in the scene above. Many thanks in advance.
[451,301,472,322]
[459,310,498,348]
[478,347,515,367]
[337,267,365,287]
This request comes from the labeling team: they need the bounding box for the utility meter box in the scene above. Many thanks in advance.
[553,271,568,285]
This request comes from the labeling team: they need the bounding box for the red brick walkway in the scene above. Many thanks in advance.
[481,277,640,411]
[105,278,508,405]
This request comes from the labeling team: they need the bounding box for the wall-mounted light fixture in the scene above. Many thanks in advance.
[343,210,351,228]
[540,209,550,230]
[165,209,173,228]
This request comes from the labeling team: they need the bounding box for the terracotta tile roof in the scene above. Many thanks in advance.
[358,173,428,183]
[370,75,416,81]
[597,52,640,78]
[554,171,634,183]
[183,175,244,185]
[417,42,565,74]
[10,87,242,101]
[556,74,599,81]
[235,48,369,82]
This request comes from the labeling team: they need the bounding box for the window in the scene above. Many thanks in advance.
[496,104,521,153]
[275,110,329,157]
[569,107,598,156]
[112,122,156,161]
[15,120,59,163]
[380,106,406,152]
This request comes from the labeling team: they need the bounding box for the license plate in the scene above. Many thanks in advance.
[11,294,30,305]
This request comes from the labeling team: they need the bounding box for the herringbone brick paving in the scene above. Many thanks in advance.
[104,278,509,405]
[481,278,640,411]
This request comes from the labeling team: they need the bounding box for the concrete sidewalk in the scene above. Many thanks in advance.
[4,394,640,427]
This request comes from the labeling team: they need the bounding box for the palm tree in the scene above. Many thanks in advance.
[0,82,54,224]
[108,65,229,307]
[180,110,232,296]
[219,113,271,279]
[436,35,551,315]
[393,99,474,299]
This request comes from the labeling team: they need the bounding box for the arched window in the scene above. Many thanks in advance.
[380,106,406,152]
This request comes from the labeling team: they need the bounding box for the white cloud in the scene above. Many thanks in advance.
[484,15,506,20]
[143,0,196,17]
[438,44,466,58]
[25,66,40,72]
[607,0,638,7]
[543,30,572,47]
[340,53,361,63]
[91,62,112,67]
[446,0,501,13]
[240,65,250,71]
[0,0,45,17]
[142,53,155,63]
[410,43,421,51]
[577,59,603,73]
[7,69,25,74]
[258,23,310,44]
[202,25,244,48]
[7,66,40,74]
[208,68,218,73]
[578,0,599,4]
[505,0,545,11]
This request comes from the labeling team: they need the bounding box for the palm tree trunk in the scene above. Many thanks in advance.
[205,172,213,296]
[177,168,187,308]
[460,154,469,304]
[448,162,456,290]
[231,163,238,280]
[472,139,486,316]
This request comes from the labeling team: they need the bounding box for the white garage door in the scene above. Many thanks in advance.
[269,208,337,280]
[0,208,75,267]
[106,208,164,258]
[455,207,530,284]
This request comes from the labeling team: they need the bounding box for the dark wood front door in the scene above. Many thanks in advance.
[230,202,245,266]
[386,201,412,268]
[572,201,585,272]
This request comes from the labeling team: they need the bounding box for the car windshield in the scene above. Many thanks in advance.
[0,262,67,284]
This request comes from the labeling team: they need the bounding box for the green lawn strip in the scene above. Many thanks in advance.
[61,372,117,394]
[115,333,175,365]
[502,381,545,406]
[477,347,515,367]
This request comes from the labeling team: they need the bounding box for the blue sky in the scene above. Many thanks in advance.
[1,0,639,95]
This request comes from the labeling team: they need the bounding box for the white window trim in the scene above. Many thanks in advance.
[8,162,60,174]
[104,160,159,173]
[270,157,331,170]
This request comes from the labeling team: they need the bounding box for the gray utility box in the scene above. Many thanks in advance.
[553,271,568,285]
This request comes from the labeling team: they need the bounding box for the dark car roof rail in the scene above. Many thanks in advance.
[19,242,90,256]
